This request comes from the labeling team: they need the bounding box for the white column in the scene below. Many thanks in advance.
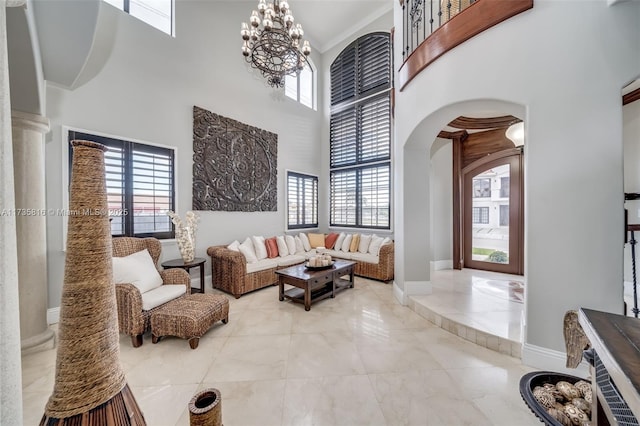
[0,0,25,423]
[12,110,55,354]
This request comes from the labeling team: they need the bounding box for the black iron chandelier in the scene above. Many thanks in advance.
[241,0,311,88]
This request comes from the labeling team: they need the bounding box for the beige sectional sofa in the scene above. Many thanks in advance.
[207,233,394,298]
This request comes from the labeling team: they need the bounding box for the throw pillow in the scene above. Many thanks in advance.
[276,235,289,256]
[308,233,325,248]
[341,234,352,252]
[113,249,163,294]
[238,237,258,263]
[349,234,361,252]
[251,235,268,260]
[299,233,311,251]
[294,235,304,253]
[265,237,279,258]
[227,240,240,252]
[285,235,296,254]
[358,234,372,253]
[334,233,346,251]
[325,233,339,249]
[368,235,384,255]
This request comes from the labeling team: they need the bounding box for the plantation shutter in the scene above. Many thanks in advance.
[359,94,391,163]
[131,144,173,236]
[358,33,391,95]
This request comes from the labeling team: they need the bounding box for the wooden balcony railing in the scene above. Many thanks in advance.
[398,0,533,91]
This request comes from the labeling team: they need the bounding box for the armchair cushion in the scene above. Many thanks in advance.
[141,285,187,311]
[113,249,163,293]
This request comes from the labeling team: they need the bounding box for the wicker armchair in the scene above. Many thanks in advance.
[112,237,191,347]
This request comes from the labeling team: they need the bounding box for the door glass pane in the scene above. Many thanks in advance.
[471,164,510,264]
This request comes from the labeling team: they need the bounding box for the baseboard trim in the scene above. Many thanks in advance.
[521,343,590,377]
[47,307,60,325]
[393,281,405,305]
[431,260,453,271]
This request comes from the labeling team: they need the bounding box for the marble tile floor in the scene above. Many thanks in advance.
[22,276,542,426]
[409,269,525,358]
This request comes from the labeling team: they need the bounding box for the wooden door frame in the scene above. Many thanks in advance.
[453,147,524,274]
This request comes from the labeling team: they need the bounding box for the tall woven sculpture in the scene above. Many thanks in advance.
[40,140,145,425]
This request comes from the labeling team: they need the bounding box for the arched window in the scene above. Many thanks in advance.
[285,58,316,109]
[329,32,392,229]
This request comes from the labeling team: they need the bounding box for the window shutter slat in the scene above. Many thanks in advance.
[329,32,392,229]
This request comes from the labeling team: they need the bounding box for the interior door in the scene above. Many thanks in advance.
[462,149,523,274]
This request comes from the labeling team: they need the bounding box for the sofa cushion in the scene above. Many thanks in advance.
[276,236,289,256]
[325,233,339,249]
[368,235,384,255]
[227,240,240,252]
[239,237,258,263]
[341,234,352,252]
[359,234,372,253]
[246,258,279,274]
[334,233,346,251]
[113,249,163,294]
[276,254,306,267]
[286,235,297,255]
[350,252,379,264]
[349,234,360,252]
[299,233,311,251]
[265,237,279,258]
[294,235,305,254]
[252,236,268,260]
[327,249,352,260]
[141,285,186,311]
[308,233,325,248]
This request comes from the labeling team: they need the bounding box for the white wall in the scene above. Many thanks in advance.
[394,0,640,354]
[429,137,452,263]
[623,98,640,287]
[44,1,323,308]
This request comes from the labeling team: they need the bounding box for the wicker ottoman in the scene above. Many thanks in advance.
[150,293,229,349]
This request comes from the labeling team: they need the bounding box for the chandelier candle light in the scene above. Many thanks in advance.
[241,0,311,88]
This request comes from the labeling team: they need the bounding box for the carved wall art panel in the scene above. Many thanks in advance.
[192,106,277,211]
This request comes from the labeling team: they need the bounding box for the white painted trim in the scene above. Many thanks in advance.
[430,260,453,271]
[521,343,590,377]
[393,281,405,305]
[47,307,60,325]
[624,280,633,297]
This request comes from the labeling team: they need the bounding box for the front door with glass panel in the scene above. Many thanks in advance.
[462,150,523,274]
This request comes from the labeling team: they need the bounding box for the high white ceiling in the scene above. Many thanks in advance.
[234,0,393,53]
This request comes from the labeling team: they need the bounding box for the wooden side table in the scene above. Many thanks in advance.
[161,257,206,294]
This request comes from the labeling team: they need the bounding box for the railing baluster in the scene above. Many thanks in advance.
[429,0,434,34]
[402,2,406,59]
[438,0,442,27]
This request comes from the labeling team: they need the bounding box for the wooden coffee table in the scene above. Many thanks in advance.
[276,259,355,311]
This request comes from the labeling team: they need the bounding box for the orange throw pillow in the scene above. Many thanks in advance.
[350,234,360,252]
[308,233,326,248]
[265,237,279,258]
[325,233,339,249]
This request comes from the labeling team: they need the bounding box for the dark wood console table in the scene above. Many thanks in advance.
[579,308,640,425]
[276,260,355,311]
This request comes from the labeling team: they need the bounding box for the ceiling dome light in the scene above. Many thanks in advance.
[506,122,525,147]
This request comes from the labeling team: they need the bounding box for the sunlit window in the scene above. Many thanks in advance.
[329,32,392,229]
[287,171,318,229]
[67,129,176,239]
[285,59,315,110]
[104,0,174,36]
